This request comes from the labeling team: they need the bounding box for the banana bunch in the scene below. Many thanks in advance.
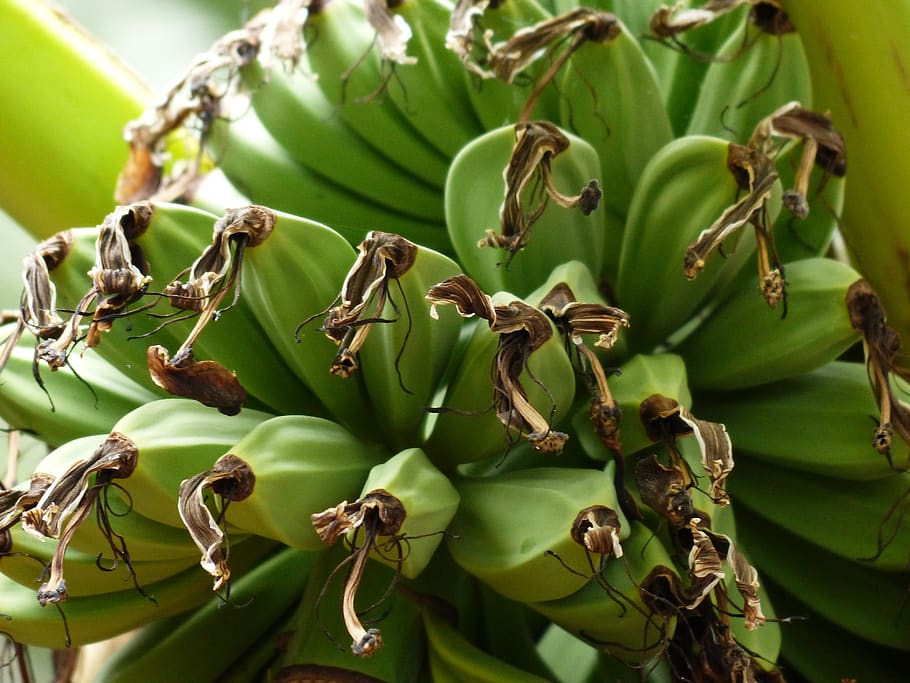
[1,0,908,680]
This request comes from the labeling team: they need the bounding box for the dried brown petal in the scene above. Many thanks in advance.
[0,474,54,532]
[684,144,779,288]
[685,518,725,608]
[427,273,497,322]
[479,121,601,258]
[728,545,766,630]
[178,454,256,590]
[147,345,246,415]
[364,0,416,65]
[634,454,693,526]
[570,505,623,558]
[312,490,407,657]
[21,433,138,605]
[303,232,417,378]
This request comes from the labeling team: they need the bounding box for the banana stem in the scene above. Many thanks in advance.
[779,0,910,361]
[0,0,149,238]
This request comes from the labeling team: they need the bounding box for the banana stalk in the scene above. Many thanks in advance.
[0,0,148,238]
[779,0,910,362]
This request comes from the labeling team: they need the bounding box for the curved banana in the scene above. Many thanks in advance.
[92,546,316,683]
[446,464,625,603]
[206,111,450,253]
[0,535,276,649]
[303,0,452,188]
[445,123,606,297]
[696,361,897,480]
[109,399,272,527]
[675,257,860,391]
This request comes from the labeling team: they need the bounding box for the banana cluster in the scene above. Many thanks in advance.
[1,0,907,681]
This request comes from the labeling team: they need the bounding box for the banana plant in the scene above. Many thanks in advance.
[0,0,908,681]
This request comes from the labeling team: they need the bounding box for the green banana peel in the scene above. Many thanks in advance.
[780,0,910,362]
[0,0,148,238]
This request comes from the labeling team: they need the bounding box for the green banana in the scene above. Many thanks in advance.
[450,0,560,129]
[334,235,462,450]
[760,582,909,683]
[696,361,897,480]
[558,18,673,227]
[1,523,198,599]
[303,0,452,188]
[573,353,692,461]
[206,111,450,253]
[0,321,158,448]
[388,0,486,158]
[779,0,910,355]
[0,534,276,649]
[423,285,576,468]
[675,257,861,391]
[184,414,386,552]
[445,123,606,297]
[731,454,910,572]
[446,464,625,602]
[685,19,812,140]
[238,210,379,437]
[734,503,910,652]
[348,447,460,579]
[92,546,316,683]
[529,520,676,666]
[242,57,445,222]
[422,606,552,682]
[615,134,775,351]
[108,399,272,528]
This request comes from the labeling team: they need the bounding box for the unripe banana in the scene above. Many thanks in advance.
[28,435,202,561]
[387,0,486,158]
[423,286,575,468]
[109,399,272,527]
[445,123,606,297]
[574,353,692,461]
[311,232,462,449]
[446,464,625,602]
[450,0,560,129]
[696,361,896,480]
[303,0,452,188]
[616,134,782,351]
[0,534,276,649]
[734,502,910,652]
[92,546,317,683]
[349,447,460,579]
[206,111,450,254]
[0,322,157,448]
[528,521,676,664]
[1,523,198,599]
[686,19,812,140]
[183,414,386,553]
[676,257,861,391]
[559,18,673,227]
[732,454,910,572]
[242,59,445,222]
[422,606,552,682]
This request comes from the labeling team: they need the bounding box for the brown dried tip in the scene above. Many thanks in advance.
[304,232,417,379]
[846,279,910,468]
[0,473,55,532]
[634,454,693,527]
[640,394,734,506]
[479,121,601,259]
[684,144,781,302]
[178,454,256,590]
[728,545,766,629]
[21,433,138,606]
[751,101,846,223]
[147,345,246,415]
[571,505,623,558]
[685,517,725,609]
[428,275,568,453]
[311,491,406,657]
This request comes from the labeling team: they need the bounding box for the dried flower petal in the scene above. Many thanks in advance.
[178,454,256,590]
[147,345,247,415]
